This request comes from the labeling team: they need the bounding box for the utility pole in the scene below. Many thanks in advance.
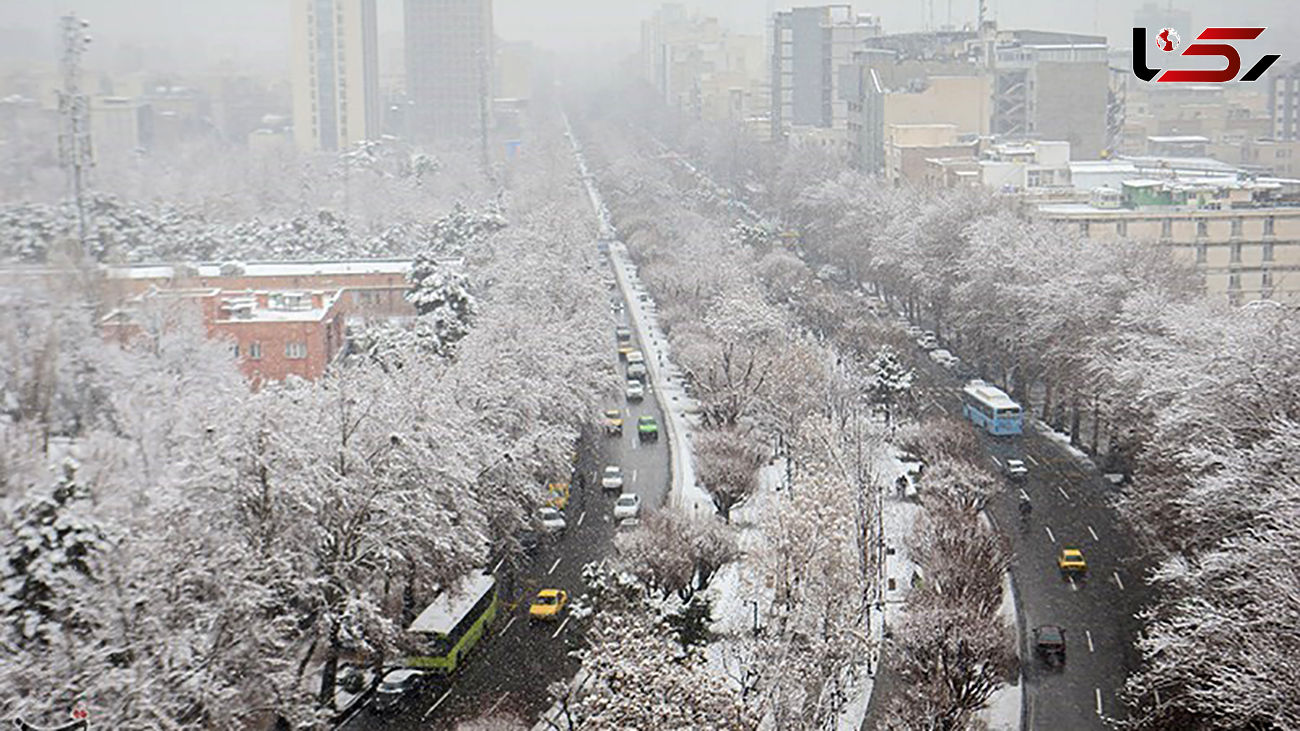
[57,13,93,261]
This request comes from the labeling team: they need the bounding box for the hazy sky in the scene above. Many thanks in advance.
[1,0,1297,77]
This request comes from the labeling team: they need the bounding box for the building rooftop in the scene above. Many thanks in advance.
[104,258,415,281]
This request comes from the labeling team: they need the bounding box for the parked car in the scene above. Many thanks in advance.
[1057,547,1087,574]
[615,326,632,344]
[529,589,568,621]
[929,348,955,365]
[602,409,623,436]
[627,350,645,367]
[613,493,642,520]
[917,332,938,350]
[538,506,567,534]
[372,668,427,714]
[1004,459,1029,480]
[1033,625,1067,666]
[616,517,642,531]
[905,324,924,338]
[638,415,659,441]
[601,465,624,491]
[626,379,645,401]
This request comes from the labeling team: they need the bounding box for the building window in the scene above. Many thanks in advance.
[1197,220,1209,238]
[1196,243,1208,263]
[286,342,308,359]
[1228,272,1241,291]
[1231,241,1242,263]
[1263,241,1274,262]
[1079,221,1090,236]
[1231,217,1243,237]
[1262,270,1273,290]
[1265,216,1275,235]
[232,343,240,358]
[1161,218,1172,238]
[249,342,263,360]
[1116,220,1127,237]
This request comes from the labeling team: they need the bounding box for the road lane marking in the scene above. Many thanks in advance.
[492,556,505,574]
[1056,485,1071,500]
[631,468,638,483]
[548,558,561,575]
[1087,525,1099,541]
[1069,575,1078,592]
[1026,454,1040,466]
[598,557,607,570]
[424,687,454,719]
[500,615,518,637]
[552,615,572,639]
[989,456,1001,468]
[1044,526,1056,543]
[1018,488,1030,502]
[1086,629,1095,652]
[1095,688,1103,716]
[487,692,510,715]
[1113,571,1125,590]
[577,510,586,527]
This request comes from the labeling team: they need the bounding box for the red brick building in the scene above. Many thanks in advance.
[103,287,348,385]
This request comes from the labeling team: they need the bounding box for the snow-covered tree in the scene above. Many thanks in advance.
[693,427,766,523]
[866,345,914,426]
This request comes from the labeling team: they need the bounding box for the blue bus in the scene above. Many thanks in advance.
[961,380,1023,435]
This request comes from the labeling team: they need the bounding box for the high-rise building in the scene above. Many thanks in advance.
[290,0,381,153]
[770,5,881,143]
[1269,63,1300,141]
[405,0,493,142]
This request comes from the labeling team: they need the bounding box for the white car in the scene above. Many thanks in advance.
[626,379,645,401]
[917,333,938,351]
[905,324,924,338]
[627,350,645,366]
[627,362,647,381]
[538,506,567,534]
[373,668,426,714]
[613,493,641,520]
[616,517,641,531]
[1005,459,1029,480]
[601,465,624,491]
[930,349,959,368]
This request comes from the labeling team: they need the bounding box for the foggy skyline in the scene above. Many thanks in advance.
[3,0,1298,79]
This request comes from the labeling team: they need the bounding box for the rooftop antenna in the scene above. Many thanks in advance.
[57,12,93,261]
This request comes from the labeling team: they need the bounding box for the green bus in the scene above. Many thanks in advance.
[404,571,498,673]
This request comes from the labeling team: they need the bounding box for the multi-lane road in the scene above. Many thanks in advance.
[906,349,1149,729]
[342,264,672,729]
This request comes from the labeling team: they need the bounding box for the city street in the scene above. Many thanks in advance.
[342,256,673,729]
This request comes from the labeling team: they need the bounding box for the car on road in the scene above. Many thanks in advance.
[617,517,641,531]
[372,668,428,714]
[1033,625,1067,666]
[603,409,623,436]
[613,493,642,520]
[627,362,647,381]
[1057,547,1087,574]
[538,506,567,534]
[601,465,624,491]
[627,350,645,367]
[905,324,924,338]
[615,326,632,344]
[545,482,570,510]
[1004,459,1028,480]
[618,342,635,359]
[529,589,568,621]
[626,379,645,401]
[638,415,659,441]
[929,348,959,369]
[917,332,938,350]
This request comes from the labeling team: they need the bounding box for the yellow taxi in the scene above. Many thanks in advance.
[546,482,570,510]
[1057,547,1087,574]
[529,589,568,621]
[602,409,624,436]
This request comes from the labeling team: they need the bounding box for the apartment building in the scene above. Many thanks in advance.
[770,5,881,143]
[290,0,381,153]
[404,0,493,141]
[1038,179,1300,304]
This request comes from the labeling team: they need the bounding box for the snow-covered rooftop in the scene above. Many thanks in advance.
[408,571,496,635]
[104,259,414,280]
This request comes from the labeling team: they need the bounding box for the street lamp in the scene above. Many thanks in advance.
[747,600,760,636]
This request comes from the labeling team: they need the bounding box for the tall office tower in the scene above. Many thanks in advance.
[405,0,493,142]
[290,0,381,152]
[770,4,880,142]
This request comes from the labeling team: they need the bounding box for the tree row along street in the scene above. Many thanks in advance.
[591,115,1152,728]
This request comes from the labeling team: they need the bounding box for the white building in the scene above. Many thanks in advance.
[290,0,381,153]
